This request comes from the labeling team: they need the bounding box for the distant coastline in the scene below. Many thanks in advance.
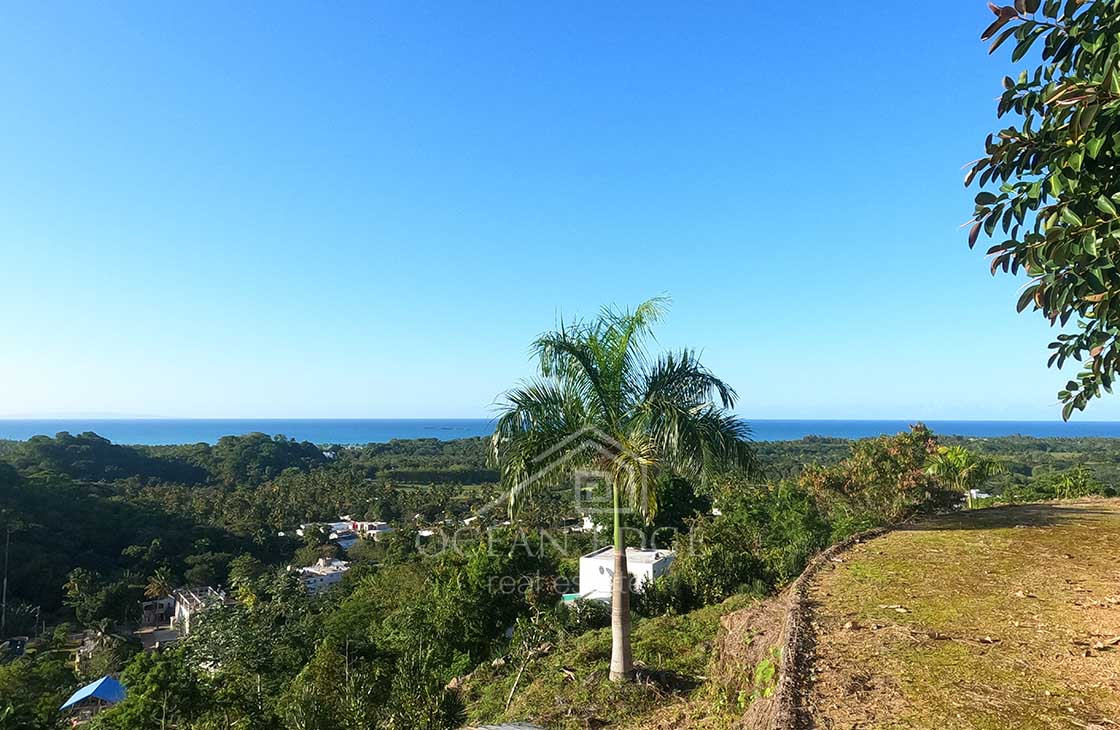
[1,418,1119,446]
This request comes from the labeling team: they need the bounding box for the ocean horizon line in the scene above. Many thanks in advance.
[1,416,1114,423]
[1,416,1120,446]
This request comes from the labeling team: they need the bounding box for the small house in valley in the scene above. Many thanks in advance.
[571,547,675,603]
[297,557,350,595]
[330,529,360,550]
[60,675,126,723]
[173,586,235,635]
[137,586,233,649]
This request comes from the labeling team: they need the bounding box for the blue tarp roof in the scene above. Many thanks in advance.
[60,676,126,710]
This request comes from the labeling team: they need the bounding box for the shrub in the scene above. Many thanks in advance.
[799,424,953,529]
[632,573,693,617]
[555,598,610,633]
[637,478,827,615]
[669,512,767,610]
[980,465,1117,506]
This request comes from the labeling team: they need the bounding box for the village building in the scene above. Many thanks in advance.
[358,521,395,540]
[297,557,351,595]
[136,586,233,649]
[140,596,175,627]
[570,547,675,603]
[330,529,360,550]
[295,517,395,543]
[172,586,235,635]
[60,675,126,723]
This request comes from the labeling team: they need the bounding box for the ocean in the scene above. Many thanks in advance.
[1,418,1119,446]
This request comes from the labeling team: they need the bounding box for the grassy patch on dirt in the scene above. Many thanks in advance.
[805,500,1120,730]
[459,593,771,730]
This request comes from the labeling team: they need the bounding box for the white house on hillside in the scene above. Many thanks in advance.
[173,586,235,635]
[136,588,231,650]
[347,519,395,541]
[298,558,350,595]
[297,517,395,543]
[573,547,675,603]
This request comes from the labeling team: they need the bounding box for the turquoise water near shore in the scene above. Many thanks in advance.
[1,418,1119,445]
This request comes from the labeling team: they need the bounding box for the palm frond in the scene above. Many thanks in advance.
[609,428,659,520]
[925,446,1006,492]
[602,297,668,408]
[490,379,593,516]
[633,399,757,486]
[532,327,609,418]
[641,349,738,410]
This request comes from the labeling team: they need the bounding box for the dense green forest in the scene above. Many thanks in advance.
[0,427,1115,729]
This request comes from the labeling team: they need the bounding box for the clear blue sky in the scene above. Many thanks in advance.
[0,1,1108,421]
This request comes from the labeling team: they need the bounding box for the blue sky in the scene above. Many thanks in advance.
[0,1,1108,420]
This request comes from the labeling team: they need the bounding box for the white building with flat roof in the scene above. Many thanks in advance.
[575,547,675,603]
[298,517,395,542]
[349,519,394,541]
[171,587,234,635]
[298,558,350,595]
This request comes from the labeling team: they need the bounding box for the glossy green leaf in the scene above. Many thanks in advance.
[1082,231,1098,256]
[1098,196,1118,217]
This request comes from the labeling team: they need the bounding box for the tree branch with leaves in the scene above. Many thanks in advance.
[968,0,1120,418]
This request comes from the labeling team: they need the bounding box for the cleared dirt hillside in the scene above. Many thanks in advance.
[803,500,1120,730]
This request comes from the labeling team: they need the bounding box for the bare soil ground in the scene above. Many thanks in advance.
[804,500,1120,730]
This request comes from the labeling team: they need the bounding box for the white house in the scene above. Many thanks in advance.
[348,519,394,541]
[299,517,395,542]
[296,520,351,538]
[298,558,351,595]
[140,596,175,627]
[574,547,675,603]
[172,587,233,635]
[330,530,360,550]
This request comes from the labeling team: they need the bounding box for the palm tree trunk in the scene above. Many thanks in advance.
[609,484,633,682]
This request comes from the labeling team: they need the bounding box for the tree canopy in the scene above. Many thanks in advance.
[968,0,1120,418]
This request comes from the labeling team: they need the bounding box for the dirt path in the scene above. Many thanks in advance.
[803,500,1120,730]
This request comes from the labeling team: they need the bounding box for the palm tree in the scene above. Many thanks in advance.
[925,445,1006,509]
[490,297,756,681]
[144,566,174,600]
[90,617,123,649]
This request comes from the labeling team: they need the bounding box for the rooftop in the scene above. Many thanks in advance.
[173,586,229,610]
[582,546,674,565]
[300,558,350,577]
[60,676,126,710]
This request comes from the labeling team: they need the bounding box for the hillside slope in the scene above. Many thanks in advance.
[459,593,778,730]
[804,500,1120,729]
